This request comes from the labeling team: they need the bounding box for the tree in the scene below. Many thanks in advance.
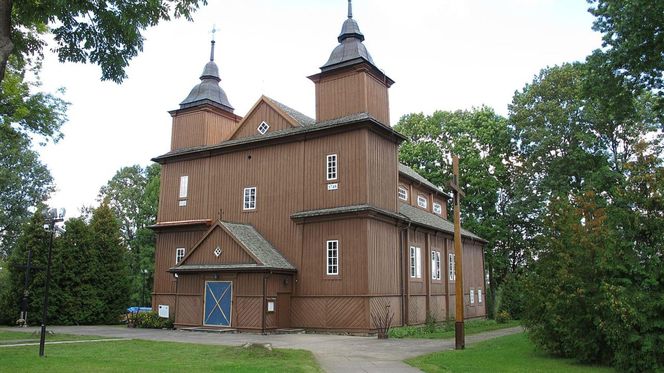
[395,107,525,317]
[98,163,160,305]
[0,0,208,83]
[588,0,664,92]
[2,207,52,326]
[50,218,103,325]
[89,203,130,323]
[0,56,68,257]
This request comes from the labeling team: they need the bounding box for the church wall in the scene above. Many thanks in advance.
[315,71,365,122]
[291,296,369,330]
[367,219,400,295]
[302,129,369,211]
[366,130,398,212]
[231,101,294,140]
[184,228,254,265]
[364,72,390,125]
[171,111,207,150]
[158,158,210,223]
[298,218,368,296]
[204,109,242,144]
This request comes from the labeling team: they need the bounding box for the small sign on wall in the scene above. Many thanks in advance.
[158,304,169,318]
[267,300,275,313]
[327,183,338,191]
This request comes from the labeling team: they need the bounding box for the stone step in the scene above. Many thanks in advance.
[273,328,305,334]
[179,327,237,334]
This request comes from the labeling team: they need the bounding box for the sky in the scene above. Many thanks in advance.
[36,0,603,218]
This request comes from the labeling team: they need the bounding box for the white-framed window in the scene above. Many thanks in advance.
[448,253,456,281]
[326,240,339,275]
[410,246,421,278]
[417,195,428,209]
[243,187,256,210]
[470,288,475,304]
[175,248,185,264]
[398,186,408,201]
[433,202,442,215]
[179,176,188,199]
[431,250,441,280]
[478,289,483,303]
[326,154,337,181]
[257,121,270,134]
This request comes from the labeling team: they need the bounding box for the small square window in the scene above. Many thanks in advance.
[433,202,442,215]
[257,121,270,134]
[243,187,256,210]
[417,195,428,209]
[398,186,408,201]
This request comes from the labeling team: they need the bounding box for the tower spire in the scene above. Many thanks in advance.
[210,25,217,61]
[348,0,352,18]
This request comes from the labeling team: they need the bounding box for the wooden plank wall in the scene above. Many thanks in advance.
[366,130,398,212]
[291,296,368,330]
[171,109,240,150]
[184,227,254,265]
[231,101,294,140]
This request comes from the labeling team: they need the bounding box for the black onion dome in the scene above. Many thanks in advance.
[321,0,376,71]
[180,40,234,112]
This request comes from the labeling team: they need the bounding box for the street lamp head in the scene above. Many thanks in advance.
[43,207,66,223]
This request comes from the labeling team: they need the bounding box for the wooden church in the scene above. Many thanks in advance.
[151,1,487,332]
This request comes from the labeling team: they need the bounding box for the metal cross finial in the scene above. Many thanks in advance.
[348,0,353,18]
[209,25,217,61]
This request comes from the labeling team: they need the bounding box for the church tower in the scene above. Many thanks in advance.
[169,37,242,151]
[308,0,394,126]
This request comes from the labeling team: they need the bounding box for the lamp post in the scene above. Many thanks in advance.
[141,269,149,306]
[39,207,65,358]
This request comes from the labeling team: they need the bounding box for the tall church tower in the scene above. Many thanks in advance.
[169,38,242,151]
[308,0,394,126]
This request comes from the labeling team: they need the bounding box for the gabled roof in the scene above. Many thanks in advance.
[265,96,315,126]
[398,163,451,199]
[171,220,295,273]
[399,203,485,243]
[153,113,407,163]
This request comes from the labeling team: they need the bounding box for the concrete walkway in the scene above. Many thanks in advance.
[1,325,523,372]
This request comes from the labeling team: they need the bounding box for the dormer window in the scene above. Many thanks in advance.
[417,195,428,209]
[257,121,270,135]
[433,202,442,215]
[398,186,408,201]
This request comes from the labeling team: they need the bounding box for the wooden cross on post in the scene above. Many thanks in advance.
[449,155,466,350]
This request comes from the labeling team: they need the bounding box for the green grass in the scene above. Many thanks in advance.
[0,330,107,343]
[406,332,614,372]
[0,339,321,372]
[389,319,520,339]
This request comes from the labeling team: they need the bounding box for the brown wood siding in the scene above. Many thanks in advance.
[183,227,255,265]
[364,72,390,125]
[154,231,205,294]
[315,70,389,125]
[366,130,398,211]
[303,130,369,211]
[369,296,402,327]
[408,296,426,324]
[177,295,202,325]
[236,297,262,328]
[231,101,294,140]
[171,109,240,150]
[291,296,368,329]
[367,220,400,295]
[299,219,368,296]
[205,142,304,268]
[158,159,210,223]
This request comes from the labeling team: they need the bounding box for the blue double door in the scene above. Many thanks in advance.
[204,281,232,327]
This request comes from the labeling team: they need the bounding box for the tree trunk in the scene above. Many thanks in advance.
[0,0,13,83]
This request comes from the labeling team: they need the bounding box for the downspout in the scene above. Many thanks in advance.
[261,272,271,335]
[173,274,179,327]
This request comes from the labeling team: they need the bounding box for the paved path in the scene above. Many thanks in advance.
[1,325,523,372]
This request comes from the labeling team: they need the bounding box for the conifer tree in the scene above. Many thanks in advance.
[90,204,130,324]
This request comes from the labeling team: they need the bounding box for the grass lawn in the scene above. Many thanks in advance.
[406,332,614,373]
[389,319,521,339]
[0,330,107,343]
[0,338,321,372]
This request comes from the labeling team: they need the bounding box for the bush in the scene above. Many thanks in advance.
[129,311,173,329]
[495,310,511,324]
[498,275,526,319]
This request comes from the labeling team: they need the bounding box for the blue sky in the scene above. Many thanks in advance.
[36,0,603,218]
